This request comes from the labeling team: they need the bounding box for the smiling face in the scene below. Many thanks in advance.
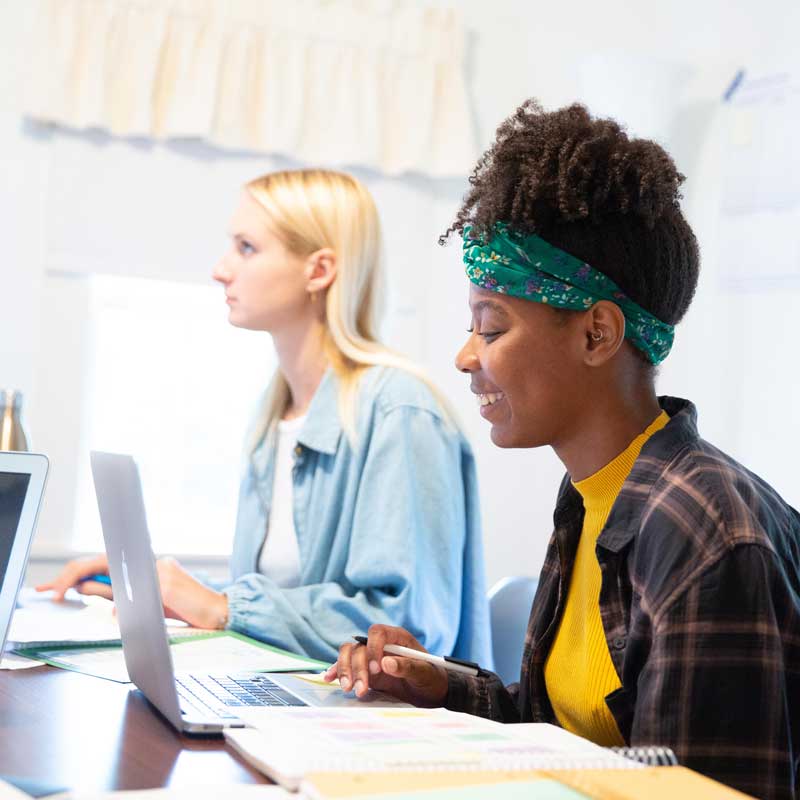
[212,191,313,333]
[455,284,589,449]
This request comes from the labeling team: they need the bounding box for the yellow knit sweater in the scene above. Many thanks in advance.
[544,411,670,746]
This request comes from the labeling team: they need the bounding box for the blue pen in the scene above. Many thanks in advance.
[80,573,112,586]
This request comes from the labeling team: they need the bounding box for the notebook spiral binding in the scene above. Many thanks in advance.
[610,746,679,767]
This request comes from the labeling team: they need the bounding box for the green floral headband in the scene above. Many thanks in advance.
[462,223,674,365]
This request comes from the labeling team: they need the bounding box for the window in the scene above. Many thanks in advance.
[69,275,272,555]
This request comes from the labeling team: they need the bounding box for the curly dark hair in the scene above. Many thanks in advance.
[441,100,700,331]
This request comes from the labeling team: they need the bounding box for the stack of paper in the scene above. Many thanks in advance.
[224,708,638,791]
[225,708,755,799]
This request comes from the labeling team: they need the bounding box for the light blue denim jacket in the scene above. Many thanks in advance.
[221,366,492,666]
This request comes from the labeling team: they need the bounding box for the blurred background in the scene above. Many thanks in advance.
[2,0,798,586]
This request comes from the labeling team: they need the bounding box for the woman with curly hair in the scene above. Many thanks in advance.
[328,101,800,799]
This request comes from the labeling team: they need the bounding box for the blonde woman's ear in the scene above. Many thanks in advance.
[306,248,337,294]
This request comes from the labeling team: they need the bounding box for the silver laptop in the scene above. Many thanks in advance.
[0,452,48,656]
[90,450,316,734]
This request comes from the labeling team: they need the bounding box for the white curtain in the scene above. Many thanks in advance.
[24,0,476,177]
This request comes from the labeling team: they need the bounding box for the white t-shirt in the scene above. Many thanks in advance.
[257,414,306,588]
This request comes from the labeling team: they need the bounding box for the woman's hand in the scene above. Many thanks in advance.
[35,554,113,601]
[37,553,228,630]
[155,557,228,630]
[323,624,448,707]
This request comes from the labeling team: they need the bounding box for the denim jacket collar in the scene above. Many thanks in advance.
[250,369,342,482]
[296,369,342,456]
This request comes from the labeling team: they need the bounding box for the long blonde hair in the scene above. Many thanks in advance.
[245,169,454,449]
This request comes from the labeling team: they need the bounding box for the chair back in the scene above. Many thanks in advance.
[487,575,539,686]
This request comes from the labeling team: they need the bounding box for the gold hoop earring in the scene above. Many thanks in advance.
[590,330,604,342]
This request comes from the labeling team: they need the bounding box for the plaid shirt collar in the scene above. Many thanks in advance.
[554,396,698,552]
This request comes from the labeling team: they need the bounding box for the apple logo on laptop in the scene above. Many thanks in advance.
[120,549,134,603]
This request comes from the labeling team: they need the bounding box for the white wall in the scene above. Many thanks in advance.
[2,0,798,588]
[0,1,48,395]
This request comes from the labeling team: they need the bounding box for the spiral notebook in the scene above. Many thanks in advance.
[225,707,753,798]
[224,708,643,791]
[609,746,678,766]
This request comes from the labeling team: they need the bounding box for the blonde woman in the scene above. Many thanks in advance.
[40,169,491,666]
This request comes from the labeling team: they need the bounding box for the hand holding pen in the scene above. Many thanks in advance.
[35,554,113,601]
[323,624,477,707]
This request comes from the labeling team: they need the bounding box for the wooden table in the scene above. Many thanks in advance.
[0,664,267,792]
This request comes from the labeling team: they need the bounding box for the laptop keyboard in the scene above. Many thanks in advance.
[176,673,307,719]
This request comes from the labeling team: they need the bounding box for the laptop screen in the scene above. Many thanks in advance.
[0,472,31,585]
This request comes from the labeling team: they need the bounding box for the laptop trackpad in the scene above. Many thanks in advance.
[270,673,413,708]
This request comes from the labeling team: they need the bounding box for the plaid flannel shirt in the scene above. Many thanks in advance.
[447,397,800,800]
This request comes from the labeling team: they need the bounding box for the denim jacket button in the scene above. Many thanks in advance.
[612,636,626,651]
